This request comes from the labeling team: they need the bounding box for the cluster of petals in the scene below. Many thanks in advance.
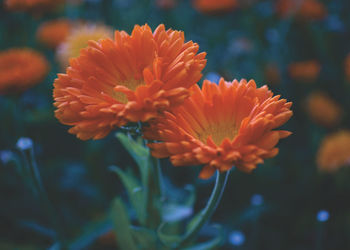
[317,131,350,173]
[144,79,293,179]
[4,0,64,13]
[36,19,71,49]
[192,0,238,14]
[275,0,327,20]
[0,48,49,95]
[53,24,207,140]
[56,23,114,69]
[306,92,342,128]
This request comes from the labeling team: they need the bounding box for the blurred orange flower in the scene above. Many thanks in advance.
[264,63,281,86]
[344,53,350,82]
[53,24,207,140]
[0,48,49,95]
[145,79,293,179]
[156,0,177,9]
[306,92,342,127]
[288,60,321,83]
[36,19,71,49]
[276,0,327,20]
[56,23,113,69]
[193,0,238,14]
[317,131,350,173]
[4,0,64,13]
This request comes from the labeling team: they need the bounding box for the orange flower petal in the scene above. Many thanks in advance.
[199,165,216,179]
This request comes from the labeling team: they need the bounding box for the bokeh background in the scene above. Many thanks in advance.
[1,0,350,249]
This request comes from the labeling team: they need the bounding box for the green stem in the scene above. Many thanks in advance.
[145,156,163,230]
[152,157,162,198]
[9,95,22,139]
[177,170,230,248]
[19,142,67,249]
[315,222,325,250]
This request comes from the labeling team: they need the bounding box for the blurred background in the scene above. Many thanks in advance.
[0,0,350,249]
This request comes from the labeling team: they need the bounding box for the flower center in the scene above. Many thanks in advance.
[196,121,239,146]
[113,78,145,104]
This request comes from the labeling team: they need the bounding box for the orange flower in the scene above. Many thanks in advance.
[264,63,281,86]
[345,53,350,82]
[145,79,293,179]
[4,0,64,13]
[0,48,49,95]
[193,0,238,14]
[53,24,207,140]
[288,60,321,83]
[306,92,342,127]
[36,19,71,49]
[317,131,350,173]
[56,23,113,69]
[276,0,327,20]
[156,0,177,9]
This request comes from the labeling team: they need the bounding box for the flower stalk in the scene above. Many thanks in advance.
[145,155,163,230]
[17,138,66,249]
[177,170,230,248]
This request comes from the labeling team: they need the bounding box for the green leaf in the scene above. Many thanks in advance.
[183,185,196,207]
[116,133,162,229]
[162,204,193,222]
[115,132,149,187]
[186,210,205,232]
[109,165,146,225]
[157,222,182,247]
[110,198,138,250]
[144,155,162,229]
[183,225,225,250]
[130,226,158,249]
[68,218,112,250]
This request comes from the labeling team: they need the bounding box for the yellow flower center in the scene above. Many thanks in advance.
[196,121,239,146]
[113,78,145,104]
[69,31,112,58]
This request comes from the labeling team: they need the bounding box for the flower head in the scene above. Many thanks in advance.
[5,0,64,13]
[36,19,71,49]
[53,24,207,140]
[0,48,49,95]
[317,131,350,173]
[288,60,321,83]
[306,92,342,127]
[276,0,327,20]
[193,0,238,14]
[56,23,113,69]
[145,79,292,179]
